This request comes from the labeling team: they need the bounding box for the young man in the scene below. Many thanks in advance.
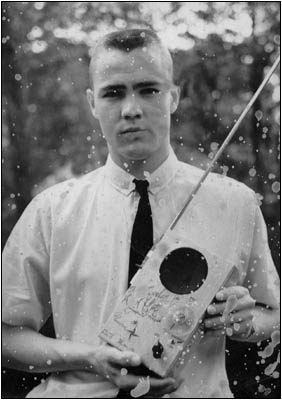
[2,29,280,398]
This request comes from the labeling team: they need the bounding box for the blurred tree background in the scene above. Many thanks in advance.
[1,1,280,398]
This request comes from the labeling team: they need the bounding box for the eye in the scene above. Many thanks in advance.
[140,87,160,96]
[102,89,124,99]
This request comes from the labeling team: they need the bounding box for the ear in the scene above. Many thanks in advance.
[86,88,98,119]
[169,85,180,114]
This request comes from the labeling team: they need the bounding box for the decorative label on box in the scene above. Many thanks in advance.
[99,229,234,377]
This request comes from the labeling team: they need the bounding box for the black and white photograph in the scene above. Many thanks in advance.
[2,2,280,399]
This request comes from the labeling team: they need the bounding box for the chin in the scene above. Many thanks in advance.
[122,145,154,161]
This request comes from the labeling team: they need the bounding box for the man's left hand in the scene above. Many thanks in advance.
[204,286,256,338]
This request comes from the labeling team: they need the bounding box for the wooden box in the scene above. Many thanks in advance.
[99,229,234,377]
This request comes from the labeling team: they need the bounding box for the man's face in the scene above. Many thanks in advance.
[88,45,179,171]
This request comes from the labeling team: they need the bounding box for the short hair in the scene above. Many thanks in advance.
[89,29,173,88]
[99,29,161,52]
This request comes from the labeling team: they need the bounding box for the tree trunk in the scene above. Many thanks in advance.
[2,7,32,218]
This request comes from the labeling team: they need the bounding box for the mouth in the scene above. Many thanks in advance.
[120,127,146,135]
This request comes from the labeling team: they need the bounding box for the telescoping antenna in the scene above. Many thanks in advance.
[169,55,280,231]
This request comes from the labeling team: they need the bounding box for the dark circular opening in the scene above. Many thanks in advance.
[159,247,208,295]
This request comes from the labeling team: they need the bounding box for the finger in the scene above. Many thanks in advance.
[204,321,253,339]
[149,377,176,390]
[205,309,254,329]
[233,296,256,312]
[230,319,254,337]
[205,315,233,329]
[145,383,177,398]
[215,286,249,301]
[205,315,253,332]
[147,376,183,397]
[117,374,144,390]
[205,329,226,338]
[108,348,141,367]
[225,319,253,338]
[145,378,177,397]
[117,375,175,392]
[207,294,255,316]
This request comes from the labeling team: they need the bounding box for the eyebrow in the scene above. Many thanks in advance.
[133,81,162,89]
[98,80,163,95]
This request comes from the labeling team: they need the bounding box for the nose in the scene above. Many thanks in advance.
[121,94,142,120]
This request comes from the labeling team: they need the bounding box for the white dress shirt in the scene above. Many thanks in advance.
[2,149,279,398]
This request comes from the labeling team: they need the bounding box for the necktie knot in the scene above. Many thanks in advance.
[133,179,149,197]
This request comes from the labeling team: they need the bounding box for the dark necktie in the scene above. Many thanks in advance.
[128,179,153,285]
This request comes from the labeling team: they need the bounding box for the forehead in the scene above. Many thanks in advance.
[91,45,172,89]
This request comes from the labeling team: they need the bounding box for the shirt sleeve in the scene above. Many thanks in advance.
[2,192,52,331]
[243,201,280,310]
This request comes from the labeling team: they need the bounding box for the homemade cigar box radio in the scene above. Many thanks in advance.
[100,230,236,377]
[99,56,280,377]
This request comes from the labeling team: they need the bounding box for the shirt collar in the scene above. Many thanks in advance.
[104,147,179,196]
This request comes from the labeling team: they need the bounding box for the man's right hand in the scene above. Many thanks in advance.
[2,324,178,397]
[92,345,178,397]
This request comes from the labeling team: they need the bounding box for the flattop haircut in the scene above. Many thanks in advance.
[89,28,174,88]
[102,28,161,51]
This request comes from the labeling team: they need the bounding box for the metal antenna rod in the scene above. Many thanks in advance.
[169,55,280,231]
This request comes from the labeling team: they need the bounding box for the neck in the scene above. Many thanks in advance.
[112,151,170,179]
